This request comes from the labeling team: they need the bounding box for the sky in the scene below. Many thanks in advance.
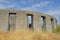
[0,0,60,24]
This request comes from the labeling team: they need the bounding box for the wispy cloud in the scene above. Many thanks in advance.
[0,0,8,2]
[0,3,16,9]
[19,0,28,4]
[20,1,50,11]
[46,9,60,15]
[0,0,50,10]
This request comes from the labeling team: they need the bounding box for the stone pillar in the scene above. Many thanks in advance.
[33,14,42,32]
[53,18,57,31]
[46,16,52,32]
[16,12,27,30]
[1,12,9,32]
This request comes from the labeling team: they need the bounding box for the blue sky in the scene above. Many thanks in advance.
[0,0,60,24]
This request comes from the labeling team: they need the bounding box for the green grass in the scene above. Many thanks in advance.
[54,25,60,33]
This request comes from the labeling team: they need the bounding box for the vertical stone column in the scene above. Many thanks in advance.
[33,14,42,32]
[16,12,27,30]
[53,18,57,30]
[1,12,9,32]
[16,12,20,30]
[46,16,52,32]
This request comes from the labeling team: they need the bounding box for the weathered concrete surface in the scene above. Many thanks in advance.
[0,10,57,32]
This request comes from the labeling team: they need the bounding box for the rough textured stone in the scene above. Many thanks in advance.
[0,10,57,32]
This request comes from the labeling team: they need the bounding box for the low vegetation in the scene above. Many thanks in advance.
[0,29,60,40]
[56,25,60,32]
[54,25,60,33]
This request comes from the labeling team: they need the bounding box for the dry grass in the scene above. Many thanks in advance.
[0,29,60,40]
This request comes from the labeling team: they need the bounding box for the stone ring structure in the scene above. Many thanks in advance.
[0,10,57,32]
